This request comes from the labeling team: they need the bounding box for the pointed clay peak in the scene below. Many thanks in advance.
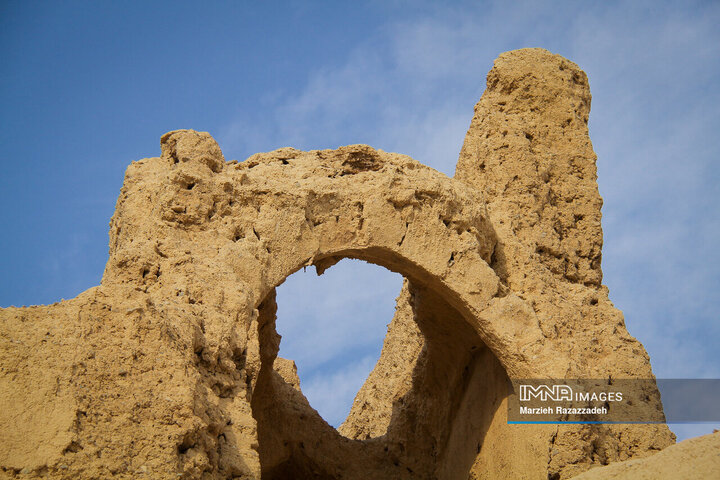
[456,48,604,286]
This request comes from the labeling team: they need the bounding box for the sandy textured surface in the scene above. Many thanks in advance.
[571,432,720,479]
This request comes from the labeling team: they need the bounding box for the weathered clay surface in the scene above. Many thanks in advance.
[572,432,720,479]
[0,48,696,479]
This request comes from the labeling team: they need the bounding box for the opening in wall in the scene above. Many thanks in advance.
[274,258,403,429]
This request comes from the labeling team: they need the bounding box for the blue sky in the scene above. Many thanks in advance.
[1,1,718,441]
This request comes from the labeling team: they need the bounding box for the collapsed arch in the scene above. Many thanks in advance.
[0,48,680,478]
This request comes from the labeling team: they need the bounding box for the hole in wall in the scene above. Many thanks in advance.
[251,248,513,479]
[274,258,403,429]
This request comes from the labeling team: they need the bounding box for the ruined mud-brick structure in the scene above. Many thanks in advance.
[0,49,686,479]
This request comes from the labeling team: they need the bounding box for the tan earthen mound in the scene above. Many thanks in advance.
[571,432,720,479]
[1,48,709,479]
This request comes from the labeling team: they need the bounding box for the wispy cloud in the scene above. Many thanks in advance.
[275,259,401,426]
[300,354,380,428]
[228,1,720,440]
[275,259,401,372]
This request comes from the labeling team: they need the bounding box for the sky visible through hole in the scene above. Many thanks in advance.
[274,259,403,428]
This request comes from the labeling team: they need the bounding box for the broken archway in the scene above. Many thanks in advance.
[0,49,675,480]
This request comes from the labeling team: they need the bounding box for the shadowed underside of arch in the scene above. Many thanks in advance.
[0,49,676,480]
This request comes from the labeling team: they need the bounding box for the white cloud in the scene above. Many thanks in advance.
[275,259,401,372]
[300,354,380,427]
[225,1,720,441]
